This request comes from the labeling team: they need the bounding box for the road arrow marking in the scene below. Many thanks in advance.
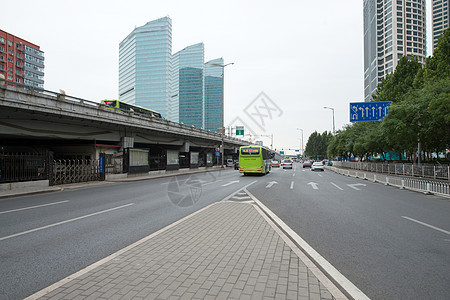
[308,182,319,190]
[330,182,343,190]
[347,183,367,190]
[266,181,278,188]
[222,180,239,187]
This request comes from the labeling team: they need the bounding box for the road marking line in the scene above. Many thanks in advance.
[347,183,367,190]
[307,182,319,190]
[293,173,296,177]
[402,216,450,235]
[221,180,239,187]
[202,179,223,186]
[317,173,322,177]
[330,182,343,191]
[0,200,69,215]
[245,189,368,300]
[290,181,294,189]
[0,203,134,242]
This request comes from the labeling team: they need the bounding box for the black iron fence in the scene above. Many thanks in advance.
[0,152,51,183]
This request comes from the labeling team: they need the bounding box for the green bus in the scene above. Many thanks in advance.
[101,100,162,119]
[238,145,273,175]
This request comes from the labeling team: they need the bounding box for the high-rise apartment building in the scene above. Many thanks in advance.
[432,0,449,50]
[363,0,426,102]
[119,17,172,117]
[204,58,224,132]
[172,43,205,129]
[0,30,44,88]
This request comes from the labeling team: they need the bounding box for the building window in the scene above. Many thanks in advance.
[8,41,12,46]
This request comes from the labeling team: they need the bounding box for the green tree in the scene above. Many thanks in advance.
[373,55,422,103]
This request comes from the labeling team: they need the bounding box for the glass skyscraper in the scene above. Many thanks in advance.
[119,17,172,117]
[172,43,205,128]
[363,0,426,102]
[204,58,224,132]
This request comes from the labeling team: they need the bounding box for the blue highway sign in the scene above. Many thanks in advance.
[350,101,392,122]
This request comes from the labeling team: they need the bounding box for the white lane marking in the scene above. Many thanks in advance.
[266,181,278,189]
[0,200,69,215]
[317,173,323,177]
[402,216,450,235]
[221,180,239,187]
[330,182,343,191]
[293,173,296,177]
[245,189,369,300]
[0,203,134,242]
[307,182,319,190]
[347,183,367,190]
[290,181,294,189]
[202,179,223,186]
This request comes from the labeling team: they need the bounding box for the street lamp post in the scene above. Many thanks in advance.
[296,128,303,157]
[323,106,335,135]
[212,62,234,168]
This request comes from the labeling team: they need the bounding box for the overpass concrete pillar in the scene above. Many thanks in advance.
[120,136,134,151]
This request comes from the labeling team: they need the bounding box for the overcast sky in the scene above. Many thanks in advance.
[1,0,433,154]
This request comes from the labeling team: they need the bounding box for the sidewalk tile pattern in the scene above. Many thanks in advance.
[37,201,334,299]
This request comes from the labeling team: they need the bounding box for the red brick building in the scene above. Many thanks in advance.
[0,29,44,88]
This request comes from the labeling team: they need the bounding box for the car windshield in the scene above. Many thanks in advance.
[283,160,292,163]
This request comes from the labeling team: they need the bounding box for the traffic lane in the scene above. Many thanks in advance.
[249,168,450,299]
[0,169,259,299]
[0,169,240,238]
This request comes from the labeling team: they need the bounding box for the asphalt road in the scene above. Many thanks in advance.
[1,165,449,299]
[0,169,257,299]
[248,163,450,300]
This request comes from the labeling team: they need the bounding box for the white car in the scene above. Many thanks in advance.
[281,159,293,169]
[311,161,324,171]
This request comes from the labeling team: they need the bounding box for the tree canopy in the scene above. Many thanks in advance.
[326,28,450,162]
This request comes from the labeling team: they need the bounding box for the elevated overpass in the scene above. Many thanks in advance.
[0,79,248,180]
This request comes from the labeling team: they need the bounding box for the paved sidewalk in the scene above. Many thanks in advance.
[27,193,345,300]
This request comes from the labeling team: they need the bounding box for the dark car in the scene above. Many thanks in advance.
[302,161,312,168]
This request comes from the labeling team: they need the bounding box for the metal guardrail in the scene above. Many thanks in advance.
[334,161,449,181]
[330,166,450,197]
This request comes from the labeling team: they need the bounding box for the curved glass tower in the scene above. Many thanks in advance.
[172,43,204,128]
[119,17,172,117]
[204,58,224,132]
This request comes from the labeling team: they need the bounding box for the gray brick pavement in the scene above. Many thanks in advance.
[33,194,340,299]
